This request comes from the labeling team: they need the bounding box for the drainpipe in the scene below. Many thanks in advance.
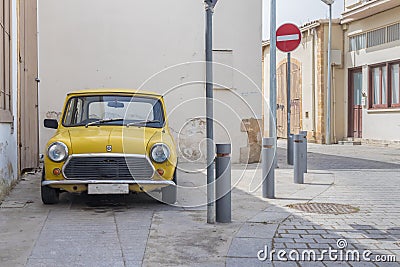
[332,65,337,143]
[311,28,317,141]
[326,3,333,145]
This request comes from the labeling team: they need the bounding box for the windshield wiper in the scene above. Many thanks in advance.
[126,120,160,127]
[85,118,124,127]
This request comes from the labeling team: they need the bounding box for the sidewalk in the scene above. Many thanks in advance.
[0,142,399,266]
[223,141,400,266]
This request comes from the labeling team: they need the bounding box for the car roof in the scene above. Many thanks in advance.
[67,88,162,98]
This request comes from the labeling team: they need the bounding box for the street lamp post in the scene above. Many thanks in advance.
[321,0,334,145]
[263,0,277,199]
[204,0,218,224]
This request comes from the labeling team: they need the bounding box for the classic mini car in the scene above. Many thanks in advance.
[42,89,177,204]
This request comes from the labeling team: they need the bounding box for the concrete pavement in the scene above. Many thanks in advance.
[0,142,399,266]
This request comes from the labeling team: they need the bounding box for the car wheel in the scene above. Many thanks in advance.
[161,169,177,204]
[41,167,59,204]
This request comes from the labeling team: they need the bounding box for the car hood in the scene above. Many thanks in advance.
[67,126,159,155]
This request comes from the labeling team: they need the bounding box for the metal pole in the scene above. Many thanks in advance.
[269,0,277,137]
[216,144,231,223]
[326,3,332,145]
[294,134,304,184]
[262,137,275,198]
[268,0,277,179]
[287,53,292,164]
[300,130,308,173]
[205,1,215,224]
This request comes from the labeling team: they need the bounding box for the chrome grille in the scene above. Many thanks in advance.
[63,154,154,180]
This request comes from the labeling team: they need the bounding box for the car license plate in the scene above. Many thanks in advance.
[88,184,129,195]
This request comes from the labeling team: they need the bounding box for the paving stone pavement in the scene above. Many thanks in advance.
[1,142,400,266]
[273,172,400,266]
[226,142,400,267]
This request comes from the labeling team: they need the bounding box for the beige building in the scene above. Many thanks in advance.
[263,20,346,144]
[0,0,39,198]
[342,0,400,144]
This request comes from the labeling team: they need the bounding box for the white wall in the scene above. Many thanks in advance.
[38,0,262,163]
[0,0,18,197]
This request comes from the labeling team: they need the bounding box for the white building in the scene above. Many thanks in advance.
[342,0,400,144]
[38,0,263,163]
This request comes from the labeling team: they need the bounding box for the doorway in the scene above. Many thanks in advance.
[18,0,39,171]
[276,61,302,138]
[348,68,363,138]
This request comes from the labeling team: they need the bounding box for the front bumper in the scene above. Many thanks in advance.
[42,180,175,186]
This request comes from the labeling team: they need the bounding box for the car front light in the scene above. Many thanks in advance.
[150,143,170,163]
[47,142,69,162]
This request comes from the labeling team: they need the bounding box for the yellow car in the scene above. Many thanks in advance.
[42,89,177,204]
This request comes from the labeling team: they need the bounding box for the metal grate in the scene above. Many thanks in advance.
[286,203,359,214]
[63,155,154,180]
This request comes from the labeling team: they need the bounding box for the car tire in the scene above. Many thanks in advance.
[41,167,59,204]
[161,169,177,204]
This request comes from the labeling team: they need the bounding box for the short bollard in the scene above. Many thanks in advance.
[216,144,231,223]
[300,130,308,173]
[287,133,294,165]
[262,137,275,199]
[294,134,304,184]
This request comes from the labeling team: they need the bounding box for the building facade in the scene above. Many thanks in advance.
[263,0,400,146]
[342,0,400,144]
[0,0,38,198]
[263,20,345,144]
[38,0,263,163]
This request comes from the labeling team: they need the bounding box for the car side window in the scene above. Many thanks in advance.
[63,98,84,125]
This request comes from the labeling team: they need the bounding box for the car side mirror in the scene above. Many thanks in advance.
[44,119,58,129]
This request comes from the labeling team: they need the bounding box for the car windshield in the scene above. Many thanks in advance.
[62,95,165,128]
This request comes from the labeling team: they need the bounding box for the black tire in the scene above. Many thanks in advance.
[161,169,177,204]
[41,167,59,204]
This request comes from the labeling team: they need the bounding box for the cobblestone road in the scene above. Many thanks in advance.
[270,144,400,266]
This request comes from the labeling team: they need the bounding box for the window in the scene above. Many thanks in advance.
[391,63,400,106]
[62,95,164,128]
[387,23,400,43]
[369,61,400,109]
[349,22,400,51]
[367,28,386,48]
[0,0,12,122]
[371,65,387,107]
[349,34,366,51]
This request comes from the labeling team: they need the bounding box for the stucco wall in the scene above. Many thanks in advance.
[0,0,18,199]
[344,6,400,142]
[38,0,262,163]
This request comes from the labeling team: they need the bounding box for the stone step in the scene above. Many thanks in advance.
[338,140,362,145]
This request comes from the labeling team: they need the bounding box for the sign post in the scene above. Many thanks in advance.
[287,52,292,164]
[276,23,301,164]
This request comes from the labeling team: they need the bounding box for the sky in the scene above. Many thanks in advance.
[262,0,345,41]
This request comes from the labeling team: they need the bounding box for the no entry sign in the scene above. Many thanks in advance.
[276,23,301,53]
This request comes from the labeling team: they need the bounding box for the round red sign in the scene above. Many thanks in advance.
[276,23,301,53]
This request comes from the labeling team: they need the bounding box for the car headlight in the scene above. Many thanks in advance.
[150,143,170,163]
[47,142,69,162]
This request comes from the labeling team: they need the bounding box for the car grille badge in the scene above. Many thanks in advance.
[106,145,112,152]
